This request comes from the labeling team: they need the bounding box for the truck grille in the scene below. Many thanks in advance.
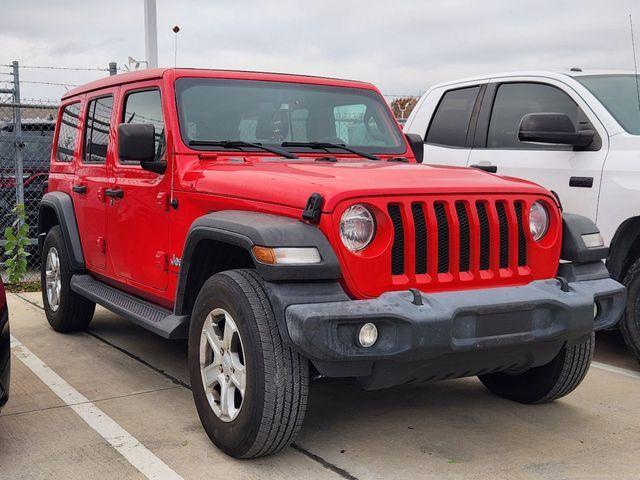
[389,197,529,281]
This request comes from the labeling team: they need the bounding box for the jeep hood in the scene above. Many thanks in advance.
[191,159,554,212]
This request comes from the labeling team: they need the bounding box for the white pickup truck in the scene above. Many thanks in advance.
[405,69,640,359]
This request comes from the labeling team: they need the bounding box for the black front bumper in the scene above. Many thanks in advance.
[0,307,9,409]
[285,275,625,390]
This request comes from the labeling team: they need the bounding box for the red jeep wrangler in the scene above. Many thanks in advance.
[39,68,624,458]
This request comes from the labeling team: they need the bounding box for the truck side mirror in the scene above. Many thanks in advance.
[405,133,424,163]
[518,113,595,148]
[118,123,166,174]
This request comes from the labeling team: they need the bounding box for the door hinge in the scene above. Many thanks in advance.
[156,192,170,211]
[155,251,168,271]
[96,236,106,253]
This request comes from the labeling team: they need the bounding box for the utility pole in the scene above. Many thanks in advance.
[144,0,159,68]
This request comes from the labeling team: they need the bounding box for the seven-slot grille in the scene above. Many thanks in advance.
[388,198,528,279]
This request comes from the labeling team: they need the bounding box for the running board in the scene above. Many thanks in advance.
[70,274,188,339]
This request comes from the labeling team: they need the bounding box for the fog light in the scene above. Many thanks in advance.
[593,301,599,320]
[358,323,378,348]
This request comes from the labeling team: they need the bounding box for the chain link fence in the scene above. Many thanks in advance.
[0,62,58,283]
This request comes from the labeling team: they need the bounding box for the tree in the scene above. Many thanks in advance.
[390,96,418,120]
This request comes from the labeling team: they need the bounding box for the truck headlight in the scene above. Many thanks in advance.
[340,204,375,252]
[529,201,549,241]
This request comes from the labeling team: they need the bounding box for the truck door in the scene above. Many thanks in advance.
[466,79,608,221]
[405,84,483,167]
[73,92,117,271]
[107,84,170,291]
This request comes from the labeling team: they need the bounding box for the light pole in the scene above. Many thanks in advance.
[144,0,158,68]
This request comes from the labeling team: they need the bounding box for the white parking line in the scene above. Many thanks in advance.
[10,335,184,480]
[592,361,640,380]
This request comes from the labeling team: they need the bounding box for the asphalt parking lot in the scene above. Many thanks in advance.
[1,291,639,480]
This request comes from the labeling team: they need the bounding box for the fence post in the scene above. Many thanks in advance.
[12,61,24,209]
[109,62,118,76]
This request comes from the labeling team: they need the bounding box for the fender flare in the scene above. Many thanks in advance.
[174,210,341,315]
[38,191,85,271]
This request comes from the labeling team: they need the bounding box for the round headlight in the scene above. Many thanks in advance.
[529,201,549,241]
[340,204,375,252]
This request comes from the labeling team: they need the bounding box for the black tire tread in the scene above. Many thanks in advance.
[479,333,594,404]
[535,333,594,403]
[620,257,640,360]
[41,226,95,332]
[230,269,308,458]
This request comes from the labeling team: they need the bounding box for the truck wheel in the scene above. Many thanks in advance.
[620,257,640,360]
[188,269,309,458]
[478,333,594,404]
[40,226,95,332]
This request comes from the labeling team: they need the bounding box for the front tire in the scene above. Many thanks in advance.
[479,333,595,404]
[620,258,640,361]
[188,269,309,458]
[40,226,95,332]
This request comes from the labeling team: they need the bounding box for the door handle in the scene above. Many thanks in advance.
[470,164,497,173]
[569,176,593,188]
[72,184,87,194]
[104,188,124,199]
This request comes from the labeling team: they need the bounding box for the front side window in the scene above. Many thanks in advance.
[426,86,480,148]
[84,96,114,163]
[575,74,640,135]
[55,102,81,162]
[487,83,591,150]
[122,89,166,162]
[175,79,404,154]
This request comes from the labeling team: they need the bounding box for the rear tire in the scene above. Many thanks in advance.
[188,269,308,458]
[479,333,594,404]
[620,258,640,361]
[40,226,95,332]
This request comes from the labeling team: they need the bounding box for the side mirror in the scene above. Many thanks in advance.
[518,113,595,148]
[118,123,166,174]
[405,133,424,163]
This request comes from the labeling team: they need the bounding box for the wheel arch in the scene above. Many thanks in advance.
[174,210,341,317]
[38,192,85,272]
[607,215,640,281]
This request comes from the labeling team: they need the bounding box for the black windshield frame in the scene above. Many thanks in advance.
[174,78,406,155]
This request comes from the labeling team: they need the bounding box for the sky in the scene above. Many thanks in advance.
[1,0,640,102]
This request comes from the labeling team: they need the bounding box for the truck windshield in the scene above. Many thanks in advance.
[175,78,405,155]
[575,74,640,135]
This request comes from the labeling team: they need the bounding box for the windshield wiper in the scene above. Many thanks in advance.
[281,141,380,161]
[188,140,298,159]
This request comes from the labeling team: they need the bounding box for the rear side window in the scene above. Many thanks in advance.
[55,102,81,162]
[426,86,480,147]
[122,89,166,162]
[84,96,114,163]
[487,83,586,150]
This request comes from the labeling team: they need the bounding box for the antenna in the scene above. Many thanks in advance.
[173,26,180,68]
[630,14,640,115]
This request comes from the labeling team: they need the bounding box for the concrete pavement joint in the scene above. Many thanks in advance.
[291,443,360,480]
[0,384,181,419]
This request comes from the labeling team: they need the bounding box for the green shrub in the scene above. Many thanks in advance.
[4,204,30,283]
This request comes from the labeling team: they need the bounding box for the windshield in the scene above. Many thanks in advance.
[575,74,640,135]
[175,78,405,155]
